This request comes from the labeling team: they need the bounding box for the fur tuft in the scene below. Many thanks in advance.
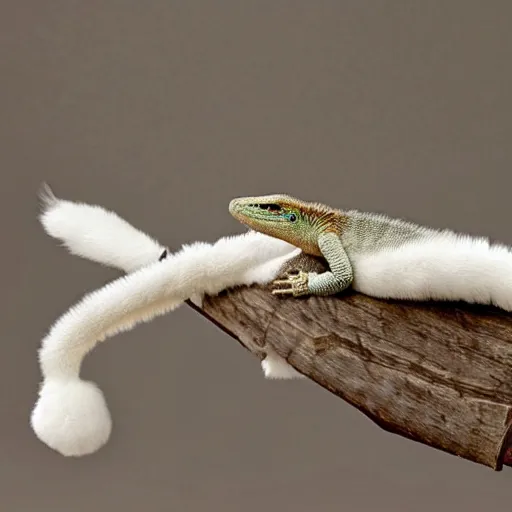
[30,378,111,457]
[39,188,166,272]
[261,347,306,379]
[38,182,59,210]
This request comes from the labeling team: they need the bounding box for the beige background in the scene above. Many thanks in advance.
[2,1,512,511]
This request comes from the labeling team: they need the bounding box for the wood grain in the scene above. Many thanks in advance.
[186,253,512,471]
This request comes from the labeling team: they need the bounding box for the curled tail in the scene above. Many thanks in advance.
[31,250,196,457]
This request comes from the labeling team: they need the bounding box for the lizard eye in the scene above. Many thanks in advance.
[288,213,297,222]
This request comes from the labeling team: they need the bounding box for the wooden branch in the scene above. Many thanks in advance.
[186,253,512,471]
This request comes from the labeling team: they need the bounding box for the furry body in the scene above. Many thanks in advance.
[230,194,512,311]
[32,190,512,458]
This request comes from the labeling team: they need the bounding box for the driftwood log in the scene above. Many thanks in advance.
[185,251,512,471]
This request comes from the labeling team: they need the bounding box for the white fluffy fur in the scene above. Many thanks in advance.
[32,191,301,456]
[351,233,512,311]
[39,184,166,272]
[35,190,512,457]
[261,346,306,379]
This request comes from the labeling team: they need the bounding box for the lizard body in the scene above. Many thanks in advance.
[229,194,512,311]
[31,189,512,457]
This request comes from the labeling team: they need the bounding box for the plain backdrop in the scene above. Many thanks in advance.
[1,1,512,511]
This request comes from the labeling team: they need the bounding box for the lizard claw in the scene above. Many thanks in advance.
[271,288,295,296]
[272,274,296,285]
[271,270,310,297]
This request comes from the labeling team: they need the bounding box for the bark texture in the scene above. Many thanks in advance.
[186,253,512,471]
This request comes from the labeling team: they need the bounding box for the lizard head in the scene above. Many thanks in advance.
[229,194,342,255]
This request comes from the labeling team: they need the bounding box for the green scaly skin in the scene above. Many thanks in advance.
[229,194,436,297]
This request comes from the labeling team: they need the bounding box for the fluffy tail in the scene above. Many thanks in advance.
[353,233,512,311]
[39,183,167,272]
[31,210,298,457]
[32,185,176,458]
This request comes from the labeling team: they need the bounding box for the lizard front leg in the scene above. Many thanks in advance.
[272,232,353,297]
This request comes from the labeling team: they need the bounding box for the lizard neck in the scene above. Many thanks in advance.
[295,205,348,256]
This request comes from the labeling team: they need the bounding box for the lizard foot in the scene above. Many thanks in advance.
[272,270,310,297]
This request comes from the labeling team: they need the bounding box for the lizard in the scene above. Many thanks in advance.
[229,193,512,311]
[31,188,512,458]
